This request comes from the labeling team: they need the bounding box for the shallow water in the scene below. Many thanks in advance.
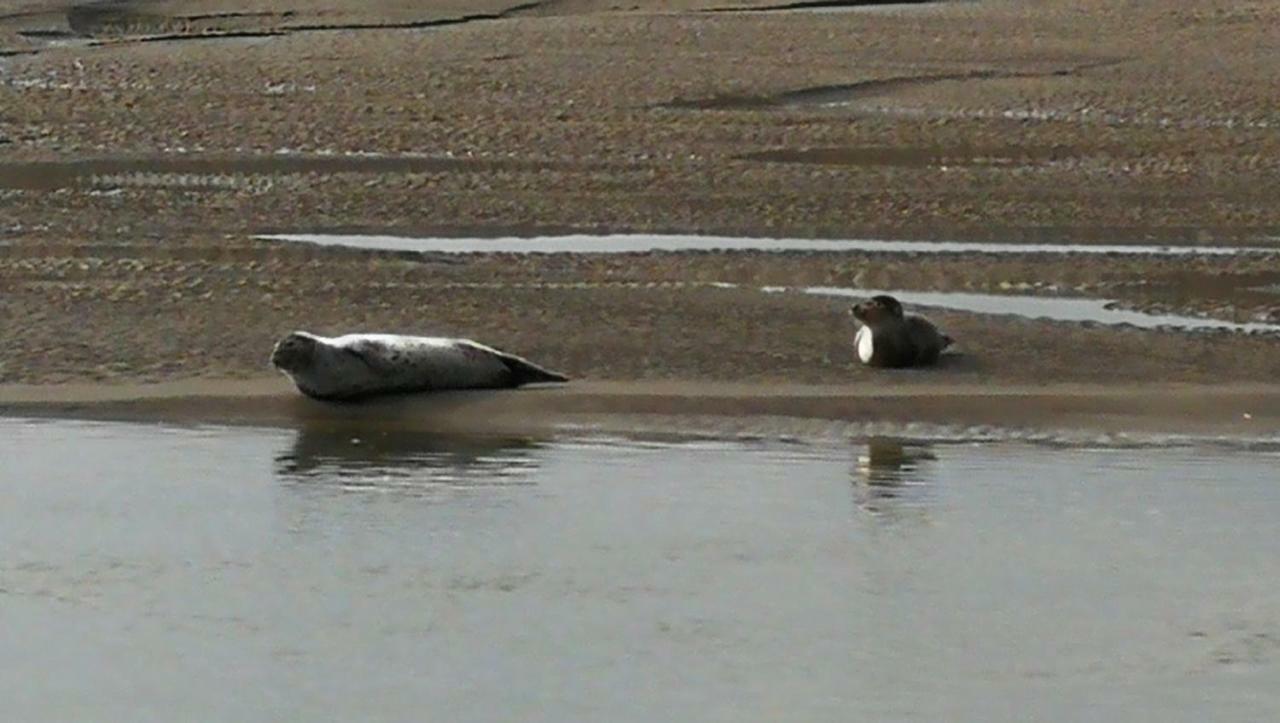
[259,232,1273,256]
[4,418,1279,722]
[247,228,1280,332]
[776,286,1280,334]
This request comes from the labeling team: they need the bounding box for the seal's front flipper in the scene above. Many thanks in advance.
[342,338,399,373]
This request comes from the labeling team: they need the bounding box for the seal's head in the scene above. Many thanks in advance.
[850,295,905,325]
[270,331,323,373]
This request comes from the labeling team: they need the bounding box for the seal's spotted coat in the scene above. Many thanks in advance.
[270,331,568,401]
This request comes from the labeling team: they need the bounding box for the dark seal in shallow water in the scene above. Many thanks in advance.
[270,331,569,401]
[849,295,953,368]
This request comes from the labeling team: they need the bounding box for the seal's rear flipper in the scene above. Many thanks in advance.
[497,352,570,386]
[939,335,963,358]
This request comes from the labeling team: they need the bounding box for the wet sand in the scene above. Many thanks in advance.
[4,0,1280,239]
[2,0,1279,431]
[2,243,1279,386]
[3,378,1278,441]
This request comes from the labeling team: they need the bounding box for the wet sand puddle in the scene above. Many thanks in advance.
[259,232,1276,256]
[650,58,1278,133]
[662,72,998,111]
[706,0,950,13]
[259,233,1280,334]
[2,0,549,54]
[757,1,957,13]
[660,58,1123,112]
[63,5,278,38]
[4,417,1279,721]
[861,103,1278,131]
[740,144,1106,169]
[0,155,569,192]
[771,286,1280,334]
[1,4,285,53]
[664,86,1275,132]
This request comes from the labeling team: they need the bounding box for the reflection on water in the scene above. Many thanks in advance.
[852,437,937,519]
[275,424,543,492]
[856,436,937,484]
[4,417,1280,722]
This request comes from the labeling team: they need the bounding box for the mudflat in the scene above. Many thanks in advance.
[2,378,1276,441]
[2,0,1278,430]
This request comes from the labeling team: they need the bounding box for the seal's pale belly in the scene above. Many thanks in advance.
[855,326,874,364]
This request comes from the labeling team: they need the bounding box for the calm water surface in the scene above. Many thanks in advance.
[3,419,1279,722]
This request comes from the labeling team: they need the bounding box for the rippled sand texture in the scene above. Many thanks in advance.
[3,0,1280,239]
[2,240,1279,388]
[1,0,1279,403]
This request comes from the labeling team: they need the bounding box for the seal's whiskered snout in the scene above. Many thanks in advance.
[851,298,893,324]
[270,331,318,372]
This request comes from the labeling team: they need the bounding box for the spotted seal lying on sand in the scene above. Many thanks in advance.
[270,331,569,400]
[849,295,953,368]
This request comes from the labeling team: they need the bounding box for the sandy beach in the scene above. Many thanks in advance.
[3,0,1279,432]
[9,7,1280,718]
[3,378,1277,444]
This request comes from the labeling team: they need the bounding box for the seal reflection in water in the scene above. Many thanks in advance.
[275,425,543,486]
[849,295,953,368]
[270,331,569,401]
[853,437,937,519]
